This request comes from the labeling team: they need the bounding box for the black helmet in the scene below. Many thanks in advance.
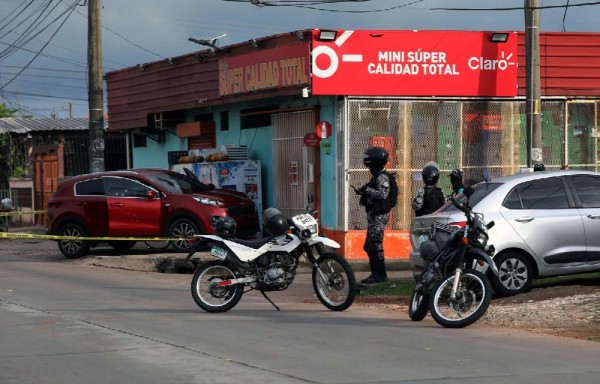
[449,169,463,182]
[263,208,287,236]
[422,162,440,186]
[363,146,389,168]
[214,216,237,237]
[533,163,546,172]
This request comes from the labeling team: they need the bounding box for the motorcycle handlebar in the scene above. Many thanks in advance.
[450,196,472,215]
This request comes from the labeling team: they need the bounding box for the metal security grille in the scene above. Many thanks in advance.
[566,101,599,171]
[8,132,128,179]
[272,110,316,219]
[341,98,597,232]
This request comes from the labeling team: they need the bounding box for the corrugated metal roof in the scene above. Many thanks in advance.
[0,118,108,134]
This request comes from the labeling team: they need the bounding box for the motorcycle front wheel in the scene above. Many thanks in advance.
[408,288,429,321]
[429,268,492,328]
[191,260,244,313]
[312,253,356,311]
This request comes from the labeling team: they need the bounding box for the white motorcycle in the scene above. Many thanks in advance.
[186,207,356,312]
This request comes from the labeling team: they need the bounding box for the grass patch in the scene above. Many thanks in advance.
[359,278,415,297]
[533,272,600,288]
[359,271,600,297]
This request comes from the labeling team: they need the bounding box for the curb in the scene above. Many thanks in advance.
[86,254,413,276]
[5,225,413,274]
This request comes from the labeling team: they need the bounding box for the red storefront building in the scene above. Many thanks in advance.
[106,30,600,260]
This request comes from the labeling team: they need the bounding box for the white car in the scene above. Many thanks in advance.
[410,170,600,296]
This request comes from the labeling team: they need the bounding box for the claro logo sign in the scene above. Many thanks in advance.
[311,30,518,97]
[468,51,516,71]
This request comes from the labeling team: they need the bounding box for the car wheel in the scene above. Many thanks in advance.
[490,252,533,297]
[57,223,91,259]
[169,218,200,252]
[109,241,137,252]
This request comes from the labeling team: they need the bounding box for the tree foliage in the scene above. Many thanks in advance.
[1,103,18,189]
[0,103,18,118]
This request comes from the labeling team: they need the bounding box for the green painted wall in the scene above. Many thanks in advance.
[130,96,338,229]
[132,135,187,169]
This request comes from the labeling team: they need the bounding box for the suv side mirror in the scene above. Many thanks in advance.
[146,190,158,199]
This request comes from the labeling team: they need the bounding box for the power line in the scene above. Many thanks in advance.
[1,71,86,80]
[563,0,571,31]
[0,1,58,59]
[5,77,87,90]
[65,0,165,60]
[0,0,35,32]
[0,90,87,101]
[0,41,88,68]
[432,1,600,11]
[0,1,79,91]
[1,29,122,70]
[224,0,424,12]
[0,65,87,73]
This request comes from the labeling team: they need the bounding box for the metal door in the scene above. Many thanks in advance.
[272,110,316,219]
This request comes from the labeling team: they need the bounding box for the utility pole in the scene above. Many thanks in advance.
[525,0,542,168]
[88,0,105,172]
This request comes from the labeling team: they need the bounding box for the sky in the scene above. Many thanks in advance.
[0,0,598,119]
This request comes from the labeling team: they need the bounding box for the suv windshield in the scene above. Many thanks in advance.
[145,172,212,194]
[439,182,502,212]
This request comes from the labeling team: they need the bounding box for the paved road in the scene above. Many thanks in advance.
[1,236,600,384]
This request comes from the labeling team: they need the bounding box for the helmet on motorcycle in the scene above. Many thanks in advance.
[422,162,440,186]
[214,216,237,237]
[363,146,389,168]
[263,208,287,236]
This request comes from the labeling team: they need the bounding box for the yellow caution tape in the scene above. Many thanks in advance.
[0,231,184,242]
[0,210,48,217]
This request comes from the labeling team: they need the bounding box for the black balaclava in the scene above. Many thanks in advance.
[369,165,384,176]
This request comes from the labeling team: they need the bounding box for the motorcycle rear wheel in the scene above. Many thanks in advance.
[191,260,244,313]
[429,268,492,328]
[312,253,356,311]
[408,289,429,321]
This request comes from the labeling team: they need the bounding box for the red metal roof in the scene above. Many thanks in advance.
[517,32,600,97]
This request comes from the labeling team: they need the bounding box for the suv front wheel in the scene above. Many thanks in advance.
[57,223,91,259]
[169,218,199,251]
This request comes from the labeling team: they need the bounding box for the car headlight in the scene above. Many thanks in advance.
[193,196,224,207]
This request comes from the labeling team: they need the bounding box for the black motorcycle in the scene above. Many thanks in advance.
[409,186,499,328]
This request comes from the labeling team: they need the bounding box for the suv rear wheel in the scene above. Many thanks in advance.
[58,223,91,259]
[490,252,533,296]
[169,218,199,251]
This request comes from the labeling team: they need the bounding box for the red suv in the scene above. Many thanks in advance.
[46,168,259,258]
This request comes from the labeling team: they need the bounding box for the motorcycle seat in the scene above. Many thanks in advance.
[232,235,275,249]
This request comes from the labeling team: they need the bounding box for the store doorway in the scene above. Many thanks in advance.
[272,110,318,219]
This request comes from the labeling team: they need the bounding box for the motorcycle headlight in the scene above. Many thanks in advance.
[194,196,224,207]
[476,232,488,247]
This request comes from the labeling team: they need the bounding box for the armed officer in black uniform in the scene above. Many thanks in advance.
[352,147,391,284]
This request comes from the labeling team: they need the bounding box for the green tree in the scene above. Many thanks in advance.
[0,103,18,118]
[1,103,18,189]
